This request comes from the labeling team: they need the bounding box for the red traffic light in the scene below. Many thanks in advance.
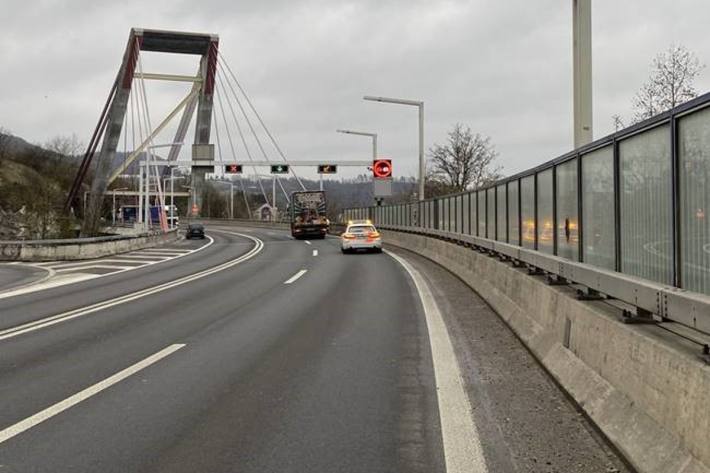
[225,164,243,174]
[373,159,392,179]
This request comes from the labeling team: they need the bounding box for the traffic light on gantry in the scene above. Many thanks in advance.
[225,164,243,174]
[271,164,290,174]
[317,164,338,174]
[373,159,392,179]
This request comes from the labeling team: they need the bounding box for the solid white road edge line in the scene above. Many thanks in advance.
[386,250,489,473]
[284,269,307,284]
[0,344,185,445]
[0,234,263,341]
[0,236,216,301]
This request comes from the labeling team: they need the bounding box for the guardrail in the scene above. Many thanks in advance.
[344,91,710,336]
[379,224,710,336]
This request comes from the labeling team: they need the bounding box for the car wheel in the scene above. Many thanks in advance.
[341,248,349,254]
[374,247,383,253]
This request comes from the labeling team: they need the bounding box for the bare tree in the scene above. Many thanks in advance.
[611,114,625,132]
[632,45,704,122]
[427,123,500,196]
[44,134,83,158]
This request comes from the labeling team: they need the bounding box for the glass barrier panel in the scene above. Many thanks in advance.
[537,169,554,254]
[556,158,579,260]
[496,184,507,242]
[521,175,535,249]
[487,188,496,239]
[463,193,470,234]
[438,199,444,230]
[444,198,451,231]
[620,125,672,284]
[679,108,710,294]
[478,191,486,237]
[508,181,520,245]
[471,192,478,235]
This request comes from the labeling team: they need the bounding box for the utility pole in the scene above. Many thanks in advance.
[573,0,593,148]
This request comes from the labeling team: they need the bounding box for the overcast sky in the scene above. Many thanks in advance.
[2,0,710,180]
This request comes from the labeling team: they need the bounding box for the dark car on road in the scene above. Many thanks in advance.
[186,223,205,239]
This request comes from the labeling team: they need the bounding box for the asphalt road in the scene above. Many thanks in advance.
[0,263,48,293]
[0,225,632,472]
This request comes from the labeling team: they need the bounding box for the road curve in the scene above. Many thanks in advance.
[0,227,445,472]
[0,225,631,472]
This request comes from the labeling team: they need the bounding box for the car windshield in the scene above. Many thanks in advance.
[348,225,376,234]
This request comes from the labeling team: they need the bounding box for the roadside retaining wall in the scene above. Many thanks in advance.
[383,230,710,473]
[0,229,179,262]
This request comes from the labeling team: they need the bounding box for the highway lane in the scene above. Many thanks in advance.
[0,230,258,330]
[0,225,632,472]
[0,226,446,472]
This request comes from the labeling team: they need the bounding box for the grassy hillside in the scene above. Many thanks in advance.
[0,132,80,239]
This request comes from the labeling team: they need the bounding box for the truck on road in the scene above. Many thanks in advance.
[290,191,328,239]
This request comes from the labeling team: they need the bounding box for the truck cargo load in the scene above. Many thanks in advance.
[290,191,328,239]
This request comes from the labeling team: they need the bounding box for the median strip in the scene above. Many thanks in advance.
[0,344,185,445]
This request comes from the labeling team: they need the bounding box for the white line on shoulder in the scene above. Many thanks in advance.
[386,249,488,473]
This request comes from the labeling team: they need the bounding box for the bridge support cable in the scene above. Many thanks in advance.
[216,61,294,204]
[218,52,306,192]
[107,88,199,186]
[213,82,261,215]
[212,100,253,218]
[134,44,168,231]
[214,73,272,206]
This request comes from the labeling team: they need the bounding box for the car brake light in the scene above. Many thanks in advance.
[368,232,380,238]
[342,233,356,239]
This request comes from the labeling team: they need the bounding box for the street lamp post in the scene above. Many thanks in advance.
[363,96,424,200]
[336,129,378,161]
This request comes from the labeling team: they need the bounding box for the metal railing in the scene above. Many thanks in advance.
[343,92,710,336]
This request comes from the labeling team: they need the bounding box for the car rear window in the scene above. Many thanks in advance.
[348,225,376,233]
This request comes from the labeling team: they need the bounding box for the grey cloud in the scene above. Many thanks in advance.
[2,0,710,180]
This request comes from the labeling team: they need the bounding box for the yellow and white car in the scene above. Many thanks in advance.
[341,220,382,254]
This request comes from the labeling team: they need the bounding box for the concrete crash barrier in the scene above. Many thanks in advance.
[0,229,179,262]
[382,230,710,473]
